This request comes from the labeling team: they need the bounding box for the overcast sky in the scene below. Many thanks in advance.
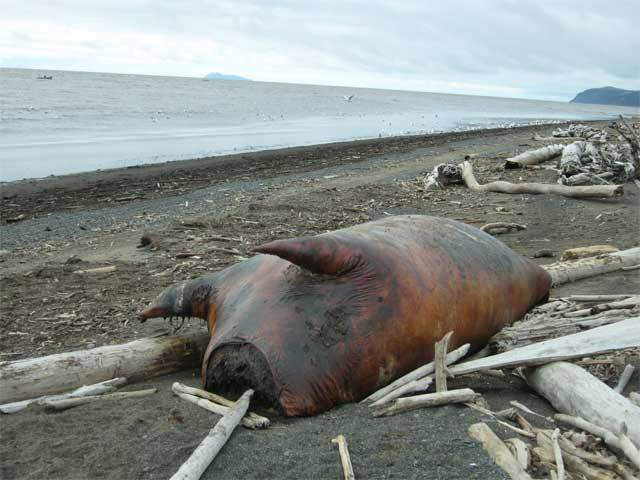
[1,0,638,101]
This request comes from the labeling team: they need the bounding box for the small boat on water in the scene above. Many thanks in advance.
[37,75,53,80]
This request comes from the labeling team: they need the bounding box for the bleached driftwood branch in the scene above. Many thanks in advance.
[504,438,531,471]
[490,293,639,351]
[43,388,157,411]
[331,435,356,480]
[459,161,623,198]
[369,377,432,408]
[554,414,640,470]
[434,331,453,392]
[172,382,269,429]
[450,317,640,376]
[372,388,478,417]
[0,332,208,404]
[0,377,127,414]
[525,361,640,447]
[468,423,533,480]
[362,343,470,404]
[542,247,640,287]
[170,389,253,480]
[504,145,564,169]
[552,124,608,142]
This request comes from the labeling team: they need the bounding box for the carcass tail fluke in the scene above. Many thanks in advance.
[252,234,360,275]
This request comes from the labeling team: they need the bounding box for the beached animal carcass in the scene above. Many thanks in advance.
[140,215,551,416]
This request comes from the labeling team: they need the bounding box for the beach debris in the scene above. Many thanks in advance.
[612,115,640,166]
[504,438,531,471]
[558,140,636,185]
[138,231,163,250]
[448,317,640,377]
[532,249,555,258]
[364,343,470,406]
[613,365,636,394]
[416,122,636,203]
[6,214,26,223]
[171,382,269,429]
[43,388,157,411]
[0,332,208,404]
[422,163,464,189]
[72,265,117,275]
[468,423,533,480]
[331,435,356,480]
[141,215,549,416]
[460,160,623,198]
[490,295,639,352]
[552,123,609,142]
[64,255,82,264]
[525,361,640,448]
[434,331,453,392]
[560,244,619,261]
[372,388,479,417]
[0,377,127,414]
[555,414,640,470]
[504,144,564,169]
[543,246,640,287]
[169,389,253,480]
[480,222,527,235]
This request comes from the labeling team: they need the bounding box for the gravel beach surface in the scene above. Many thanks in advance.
[1,121,638,479]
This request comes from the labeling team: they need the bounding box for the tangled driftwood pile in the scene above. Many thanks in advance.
[423,116,639,197]
[552,123,610,143]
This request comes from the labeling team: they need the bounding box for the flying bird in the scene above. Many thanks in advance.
[343,95,354,102]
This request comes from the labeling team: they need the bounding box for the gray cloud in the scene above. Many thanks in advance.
[1,0,638,100]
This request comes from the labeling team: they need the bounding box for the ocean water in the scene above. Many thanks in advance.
[1,68,637,182]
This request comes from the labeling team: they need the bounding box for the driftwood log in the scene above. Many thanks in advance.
[504,144,564,169]
[449,317,640,376]
[460,161,623,199]
[0,332,208,404]
[525,362,640,447]
[542,247,640,287]
[170,389,253,480]
[468,423,533,480]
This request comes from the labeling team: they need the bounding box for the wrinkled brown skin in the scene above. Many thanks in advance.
[140,215,551,416]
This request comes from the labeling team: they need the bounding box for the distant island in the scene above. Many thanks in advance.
[571,87,639,107]
[204,72,248,81]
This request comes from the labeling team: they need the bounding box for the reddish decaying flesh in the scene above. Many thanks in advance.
[141,215,551,416]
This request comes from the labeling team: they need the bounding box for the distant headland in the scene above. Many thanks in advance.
[570,87,639,107]
[204,72,249,81]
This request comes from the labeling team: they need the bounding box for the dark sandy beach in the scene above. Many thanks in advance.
[1,121,639,479]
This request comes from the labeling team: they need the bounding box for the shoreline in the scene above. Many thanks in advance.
[0,119,608,223]
[0,119,609,189]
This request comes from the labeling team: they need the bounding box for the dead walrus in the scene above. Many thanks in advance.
[140,215,551,416]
